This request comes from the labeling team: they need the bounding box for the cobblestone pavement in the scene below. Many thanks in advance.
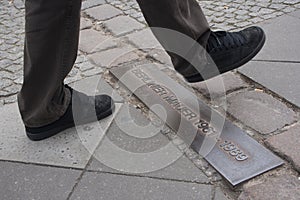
[1,0,300,104]
[1,0,300,199]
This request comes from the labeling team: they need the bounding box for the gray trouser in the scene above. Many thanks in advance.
[18,0,210,127]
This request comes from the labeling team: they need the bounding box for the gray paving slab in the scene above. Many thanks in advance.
[81,0,106,10]
[214,187,231,200]
[80,18,93,30]
[79,29,115,53]
[103,16,145,36]
[191,71,248,99]
[70,172,212,200]
[85,4,123,21]
[253,13,300,62]
[0,103,121,168]
[88,104,209,183]
[89,155,210,183]
[126,29,162,50]
[89,46,139,67]
[90,104,192,174]
[0,161,81,200]
[227,90,296,134]
[288,9,300,18]
[239,61,300,108]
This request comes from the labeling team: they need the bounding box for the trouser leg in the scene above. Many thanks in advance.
[136,0,211,77]
[18,0,82,127]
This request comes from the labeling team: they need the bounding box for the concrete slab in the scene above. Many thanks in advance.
[239,61,300,108]
[89,104,190,174]
[253,14,300,62]
[0,161,81,200]
[88,105,209,183]
[70,172,212,200]
[0,103,121,169]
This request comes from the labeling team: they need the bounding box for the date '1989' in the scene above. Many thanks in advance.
[219,140,248,161]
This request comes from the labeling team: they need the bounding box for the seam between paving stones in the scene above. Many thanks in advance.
[0,159,85,170]
[82,169,213,185]
[65,105,124,199]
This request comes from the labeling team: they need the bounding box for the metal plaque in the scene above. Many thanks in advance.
[110,64,284,186]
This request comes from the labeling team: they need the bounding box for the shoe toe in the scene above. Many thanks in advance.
[95,94,114,114]
[243,26,265,46]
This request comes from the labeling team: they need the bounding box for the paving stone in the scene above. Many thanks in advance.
[227,91,296,134]
[238,174,300,200]
[0,103,121,168]
[214,187,231,200]
[103,16,145,36]
[88,104,208,183]
[79,29,111,53]
[288,9,300,18]
[127,29,161,50]
[85,4,123,21]
[89,46,139,67]
[89,155,209,183]
[0,161,81,200]
[70,172,212,200]
[265,124,300,172]
[81,0,106,10]
[80,18,93,30]
[254,14,300,62]
[89,104,189,173]
[191,72,248,99]
[239,61,300,108]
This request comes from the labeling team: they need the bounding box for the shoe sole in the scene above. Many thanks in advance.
[185,31,266,83]
[26,103,115,141]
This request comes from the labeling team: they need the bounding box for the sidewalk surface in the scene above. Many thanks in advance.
[1,0,300,199]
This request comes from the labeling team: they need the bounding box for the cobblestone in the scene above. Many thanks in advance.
[89,46,139,67]
[1,0,300,103]
[227,91,297,135]
[191,72,248,99]
[79,29,112,53]
[266,124,300,172]
[85,4,123,21]
[103,16,145,36]
[238,174,300,200]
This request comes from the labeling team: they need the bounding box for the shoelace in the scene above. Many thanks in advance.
[207,31,247,52]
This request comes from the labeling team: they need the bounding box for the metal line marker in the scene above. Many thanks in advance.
[110,64,284,186]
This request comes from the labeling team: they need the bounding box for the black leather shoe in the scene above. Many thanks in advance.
[26,86,115,141]
[185,26,266,83]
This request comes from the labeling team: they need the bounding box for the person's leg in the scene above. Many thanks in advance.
[18,0,81,127]
[19,0,114,141]
[136,0,211,78]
